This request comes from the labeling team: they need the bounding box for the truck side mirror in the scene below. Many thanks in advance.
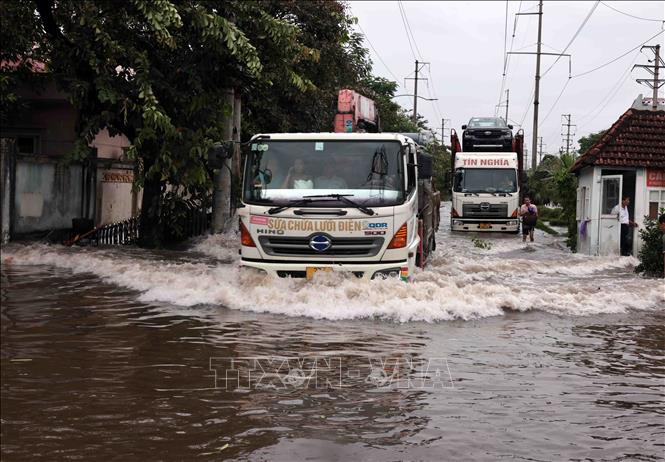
[508,124,513,129]
[461,125,467,130]
[208,141,233,169]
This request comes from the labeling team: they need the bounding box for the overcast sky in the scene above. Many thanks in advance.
[349,1,665,164]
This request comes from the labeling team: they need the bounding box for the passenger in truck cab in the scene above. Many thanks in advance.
[282,158,313,189]
[315,159,348,189]
[499,177,516,192]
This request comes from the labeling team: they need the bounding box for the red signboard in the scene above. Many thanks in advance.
[646,169,665,187]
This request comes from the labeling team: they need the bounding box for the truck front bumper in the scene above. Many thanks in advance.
[451,218,519,232]
[240,258,410,281]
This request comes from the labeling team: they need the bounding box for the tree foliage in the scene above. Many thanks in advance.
[577,130,606,155]
[3,0,430,246]
[635,213,665,278]
[527,153,578,250]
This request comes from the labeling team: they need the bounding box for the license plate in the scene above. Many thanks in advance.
[479,223,492,229]
[306,267,332,280]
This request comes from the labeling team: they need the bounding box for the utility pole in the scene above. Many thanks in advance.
[634,44,664,110]
[496,89,510,123]
[531,0,543,171]
[508,1,571,169]
[538,137,546,165]
[560,114,576,155]
[212,88,235,233]
[405,60,429,125]
[440,118,451,144]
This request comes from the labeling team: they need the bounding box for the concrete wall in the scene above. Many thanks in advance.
[577,166,650,256]
[92,128,131,160]
[13,158,84,233]
[96,164,141,224]
[576,168,594,255]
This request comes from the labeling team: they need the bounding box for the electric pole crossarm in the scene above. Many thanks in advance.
[507,52,570,57]
[636,79,665,89]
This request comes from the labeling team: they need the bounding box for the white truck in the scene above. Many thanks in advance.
[238,132,439,281]
[449,129,525,232]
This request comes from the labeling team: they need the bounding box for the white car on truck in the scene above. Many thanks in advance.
[238,133,438,281]
[449,129,525,232]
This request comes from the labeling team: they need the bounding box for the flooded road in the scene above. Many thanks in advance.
[2,204,664,461]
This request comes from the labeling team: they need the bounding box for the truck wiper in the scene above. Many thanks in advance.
[303,194,375,216]
[463,192,480,197]
[268,198,317,214]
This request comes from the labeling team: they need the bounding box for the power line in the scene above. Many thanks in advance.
[539,78,571,126]
[496,1,524,115]
[541,1,599,78]
[539,29,662,132]
[572,29,664,78]
[577,49,641,126]
[398,2,445,127]
[600,1,665,23]
[396,2,419,61]
[398,1,425,60]
[356,22,401,83]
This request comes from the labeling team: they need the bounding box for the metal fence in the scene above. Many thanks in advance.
[95,206,210,246]
[97,216,140,245]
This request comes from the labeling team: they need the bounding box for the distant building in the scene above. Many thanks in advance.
[0,65,137,242]
[571,95,665,256]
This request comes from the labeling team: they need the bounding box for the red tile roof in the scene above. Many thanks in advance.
[570,108,665,172]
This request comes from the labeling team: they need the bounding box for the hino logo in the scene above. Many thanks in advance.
[309,234,332,252]
[480,202,490,210]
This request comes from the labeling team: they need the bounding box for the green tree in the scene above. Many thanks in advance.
[20,0,335,246]
[527,153,578,250]
[359,76,420,132]
[577,130,606,155]
[635,212,664,277]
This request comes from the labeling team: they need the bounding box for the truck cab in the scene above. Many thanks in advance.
[238,133,432,281]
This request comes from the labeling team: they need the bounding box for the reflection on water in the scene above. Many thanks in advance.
[2,263,664,461]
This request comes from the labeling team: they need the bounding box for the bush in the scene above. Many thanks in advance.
[635,215,664,277]
[536,221,559,235]
[539,206,563,221]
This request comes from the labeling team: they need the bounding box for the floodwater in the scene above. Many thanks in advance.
[1,204,664,461]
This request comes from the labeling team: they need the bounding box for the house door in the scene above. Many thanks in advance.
[598,175,622,255]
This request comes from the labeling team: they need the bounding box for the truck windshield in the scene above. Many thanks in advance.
[243,140,405,207]
[454,168,517,193]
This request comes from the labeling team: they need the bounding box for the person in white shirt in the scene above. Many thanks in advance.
[610,195,637,256]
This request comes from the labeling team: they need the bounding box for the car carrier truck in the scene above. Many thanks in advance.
[449,128,525,232]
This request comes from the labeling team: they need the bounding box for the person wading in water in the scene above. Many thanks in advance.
[519,196,538,243]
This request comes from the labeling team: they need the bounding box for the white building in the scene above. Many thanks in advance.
[571,96,665,256]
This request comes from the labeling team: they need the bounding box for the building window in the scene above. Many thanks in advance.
[648,189,665,218]
[15,135,39,154]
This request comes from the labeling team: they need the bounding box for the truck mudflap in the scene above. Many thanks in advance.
[451,218,520,232]
[240,258,412,281]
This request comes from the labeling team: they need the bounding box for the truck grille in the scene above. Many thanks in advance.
[259,236,384,257]
[462,203,508,218]
[471,129,504,138]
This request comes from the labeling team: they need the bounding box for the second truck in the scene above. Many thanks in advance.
[449,127,525,233]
